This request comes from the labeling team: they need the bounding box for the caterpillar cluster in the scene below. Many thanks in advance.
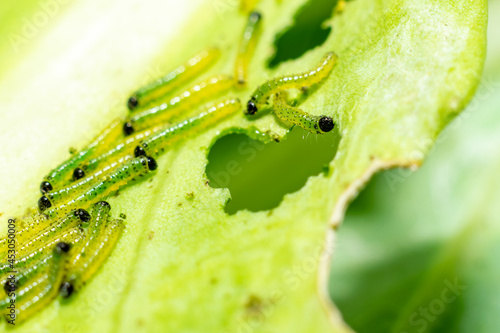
[1,202,124,322]
[1,8,338,325]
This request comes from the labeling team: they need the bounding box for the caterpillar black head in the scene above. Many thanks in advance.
[40,181,53,194]
[55,242,71,254]
[96,201,111,210]
[250,11,262,21]
[73,167,85,181]
[123,121,134,136]
[60,281,74,298]
[74,209,91,222]
[318,116,334,133]
[4,279,17,293]
[38,195,52,212]
[146,156,158,171]
[246,99,258,115]
[128,96,138,110]
[134,145,146,157]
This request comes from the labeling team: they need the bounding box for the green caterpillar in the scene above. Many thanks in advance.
[245,52,337,133]
[1,242,70,324]
[124,75,234,135]
[235,11,262,86]
[273,91,334,134]
[61,201,125,297]
[39,156,157,219]
[134,98,241,158]
[128,47,221,110]
[40,118,124,192]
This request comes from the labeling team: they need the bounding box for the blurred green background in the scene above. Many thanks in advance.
[328,1,500,332]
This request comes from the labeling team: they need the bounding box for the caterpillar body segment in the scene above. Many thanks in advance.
[0,212,85,262]
[68,202,110,262]
[1,250,54,300]
[71,124,165,185]
[235,11,262,86]
[0,215,48,249]
[245,52,337,115]
[134,98,241,158]
[40,156,157,219]
[40,118,124,192]
[273,92,334,134]
[125,75,234,135]
[128,48,221,110]
[47,160,122,204]
[0,243,69,323]
[13,210,88,258]
[64,218,124,293]
[4,228,83,273]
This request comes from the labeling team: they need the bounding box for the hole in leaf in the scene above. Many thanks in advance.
[268,0,339,68]
[206,126,340,214]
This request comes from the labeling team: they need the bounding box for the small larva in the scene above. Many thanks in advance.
[0,243,70,324]
[13,210,89,258]
[4,228,83,273]
[45,155,134,208]
[40,118,124,192]
[0,243,68,306]
[0,204,109,302]
[134,98,241,158]
[273,91,334,134]
[124,75,234,135]
[64,217,124,294]
[71,125,165,185]
[63,202,110,294]
[245,52,337,115]
[1,261,51,309]
[40,156,157,219]
[1,251,54,300]
[70,201,110,246]
[235,11,262,86]
[128,47,221,110]
[46,159,123,204]
[0,211,85,261]
[0,215,47,247]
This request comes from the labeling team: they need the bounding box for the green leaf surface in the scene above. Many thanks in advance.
[329,2,500,332]
[0,0,486,332]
